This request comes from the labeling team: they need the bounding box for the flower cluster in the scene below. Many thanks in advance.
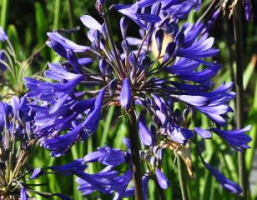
[0,97,71,199]
[0,29,72,200]
[24,0,252,199]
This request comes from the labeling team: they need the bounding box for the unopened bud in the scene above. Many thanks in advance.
[120,17,128,39]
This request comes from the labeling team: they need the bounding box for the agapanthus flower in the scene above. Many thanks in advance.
[66,142,166,199]
[204,161,243,195]
[24,0,251,198]
[0,97,70,199]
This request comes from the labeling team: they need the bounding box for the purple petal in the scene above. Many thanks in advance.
[204,162,242,195]
[175,95,209,107]
[155,168,169,189]
[194,127,212,139]
[30,168,43,180]
[155,29,164,55]
[20,187,28,200]
[48,32,89,52]
[138,115,154,146]
[211,126,252,151]
[80,15,102,30]
[120,78,132,110]
[84,151,103,163]
[82,89,105,138]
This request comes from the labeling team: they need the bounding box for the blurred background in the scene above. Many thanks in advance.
[0,0,256,199]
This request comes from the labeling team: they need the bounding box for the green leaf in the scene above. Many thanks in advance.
[243,55,257,90]
[35,2,47,45]
[100,106,115,147]
[246,79,257,171]
[0,0,8,29]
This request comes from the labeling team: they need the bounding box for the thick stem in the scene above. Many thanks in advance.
[177,155,189,200]
[233,2,248,199]
[127,109,143,200]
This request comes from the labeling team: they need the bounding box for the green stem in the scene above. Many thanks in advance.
[156,178,166,200]
[177,155,189,200]
[127,109,143,200]
[67,0,75,41]
[53,0,60,30]
[233,1,248,199]
[0,0,8,28]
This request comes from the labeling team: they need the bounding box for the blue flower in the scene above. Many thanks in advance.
[138,115,154,146]
[0,97,73,199]
[20,187,28,200]
[204,162,242,195]
[155,168,170,189]
[194,127,212,139]
[162,0,201,18]
[111,2,161,30]
[47,31,89,52]
[40,124,83,157]
[49,158,86,175]
[81,89,105,138]
[30,168,44,180]
[211,126,252,151]
[23,1,252,198]
[84,146,127,167]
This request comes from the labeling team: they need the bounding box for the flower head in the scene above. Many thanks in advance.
[0,97,70,199]
[24,0,252,198]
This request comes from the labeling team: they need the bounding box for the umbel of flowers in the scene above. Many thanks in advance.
[23,0,252,199]
[0,30,78,200]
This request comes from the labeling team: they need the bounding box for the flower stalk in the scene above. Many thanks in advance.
[177,155,189,200]
[67,0,75,41]
[127,108,143,200]
[233,1,248,199]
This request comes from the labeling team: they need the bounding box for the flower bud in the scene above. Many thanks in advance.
[93,30,101,46]
[47,40,67,58]
[101,24,108,40]
[155,168,170,189]
[120,17,128,39]
[108,79,117,97]
[67,49,80,73]
[155,29,164,56]
[120,78,132,110]
[163,42,176,63]
[121,40,130,55]
[99,59,107,75]
[128,52,137,69]
[151,2,161,15]
[138,115,154,146]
